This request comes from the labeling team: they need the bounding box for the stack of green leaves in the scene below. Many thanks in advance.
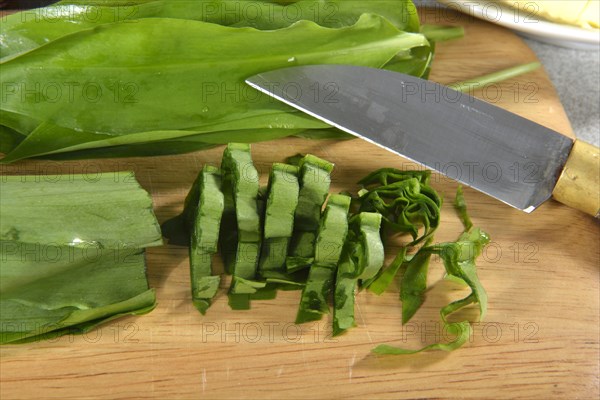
[259,163,300,277]
[182,166,225,315]
[296,194,351,324]
[220,143,265,309]
[180,144,342,311]
[0,172,162,344]
[286,155,335,272]
[0,0,457,162]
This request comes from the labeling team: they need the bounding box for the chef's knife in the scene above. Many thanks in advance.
[246,65,599,217]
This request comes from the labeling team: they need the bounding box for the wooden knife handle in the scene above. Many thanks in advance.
[552,140,600,218]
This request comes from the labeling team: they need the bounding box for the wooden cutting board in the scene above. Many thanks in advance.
[1,8,598,400]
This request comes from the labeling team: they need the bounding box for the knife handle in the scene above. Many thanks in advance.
[552,140,600,218]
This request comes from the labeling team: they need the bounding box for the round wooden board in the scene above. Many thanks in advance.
[1,8,598,400]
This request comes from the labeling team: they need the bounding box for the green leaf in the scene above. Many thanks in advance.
[0,125,25,154]
[1,14,428,162]
[2,0,421,59]
[0,113,324,163]
[0,173,161,344]
[420,24,465,42]
[0,173,162,249]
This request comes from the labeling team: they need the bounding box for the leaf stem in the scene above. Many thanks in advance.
[450,61,542,93]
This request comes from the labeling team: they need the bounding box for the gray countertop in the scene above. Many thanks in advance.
[416,0,600,146]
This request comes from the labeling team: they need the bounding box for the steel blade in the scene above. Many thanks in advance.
[246,65,574,212]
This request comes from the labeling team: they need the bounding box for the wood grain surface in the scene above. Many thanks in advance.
[1,8,598,400]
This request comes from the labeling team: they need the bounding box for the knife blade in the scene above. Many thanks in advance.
[246,65,599,216]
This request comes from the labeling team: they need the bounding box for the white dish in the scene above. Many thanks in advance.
[437,0,599,50]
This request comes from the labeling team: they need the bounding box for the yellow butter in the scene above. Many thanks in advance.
[497,0,599,29]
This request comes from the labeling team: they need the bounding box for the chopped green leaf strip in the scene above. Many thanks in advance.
[372,321,471,355]
[454,186,473,232]
[259,163,300,275]
[373,229,489,354]
[184,165,225,315]
[332,242,359,336]
[231,277,267,295]
[261,269,308,287]
[228,293,250,310]
[285,256,315,274]
[370,187,490,354]
[450,62,542,93]
[287,231,317,270]
[296,264,337,323]
[400,249,432,324]
[294,156,334,231]
[357,169,441,245]
[220,144,261,276]
[430,228,490,321]
[444,273,468,286]
[219,144,262,309]
[193,275,221,315]
[314,194,352,265]
[287,155,334,268]
[259,237,290,274]
[333,212,383,336]
[187,166,224,253]
[296,194,351,323]
[193,275,221,301]
[263,163,300,239]
[222,144,260,243]
[353,212,385,281]
[230,241,261,281]
[190,250,221,298]
[367,247,408,295]
[250,284,278,300]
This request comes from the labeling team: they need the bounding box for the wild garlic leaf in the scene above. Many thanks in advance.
[1,0,421,59]
[0,173,162,249]
[0,173,161,344]
[1,15,427,162]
